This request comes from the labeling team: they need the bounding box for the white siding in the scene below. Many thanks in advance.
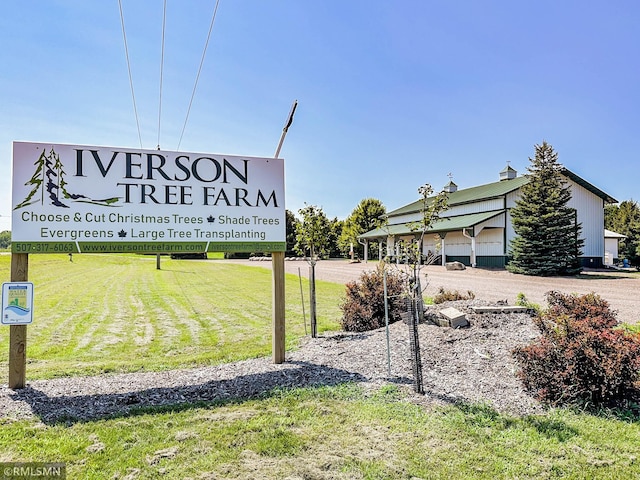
[475,213,505,232]
[476,228,504,256]
[565,178,604,258]
[422,234,442,255]
[443,198,503,217]
[444,231,471,256]
[604,238,619,265]
[388,212,421,225]
[506,190,520,209]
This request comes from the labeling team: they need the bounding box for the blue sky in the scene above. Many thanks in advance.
[1,1,639,232]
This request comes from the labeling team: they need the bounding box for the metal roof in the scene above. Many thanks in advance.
[387,169,616,218]
[604,229,626,239]
[359,210,504,240]
[387,176,529,216]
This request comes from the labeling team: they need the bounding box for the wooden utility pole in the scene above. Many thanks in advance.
[9,253,29,389]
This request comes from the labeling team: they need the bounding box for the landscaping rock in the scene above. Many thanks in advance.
[471,306,528,314]
[445,261,466,271]
[437,307,469,328]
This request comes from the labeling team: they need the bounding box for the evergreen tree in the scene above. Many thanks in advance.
[507,142,584,276]
[14,150,47,209]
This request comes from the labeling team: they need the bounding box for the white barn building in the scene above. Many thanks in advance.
[359,165,617,269]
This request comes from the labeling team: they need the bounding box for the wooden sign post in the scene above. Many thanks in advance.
[9,253,29,389]
[272,251,285,363]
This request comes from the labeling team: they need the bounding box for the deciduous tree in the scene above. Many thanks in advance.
[294,204,331,337]
[338,198,386,259]
[285,209,299,256]
[0,230,10,250]
[605,200,640,266]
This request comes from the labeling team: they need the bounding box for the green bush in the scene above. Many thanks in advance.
[433,287,475,304]
[513,291,640,408]
[515,292,541,315]
[340,264,406,332]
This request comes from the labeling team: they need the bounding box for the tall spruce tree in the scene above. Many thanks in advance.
[507,142,584,276]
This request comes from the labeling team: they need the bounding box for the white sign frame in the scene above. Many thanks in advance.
[2,282,34,325]
[11,142,286,254]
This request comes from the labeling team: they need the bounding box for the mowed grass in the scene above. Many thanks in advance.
[0,254,342,379]
[2,255,640,478]
[1,384,640,479]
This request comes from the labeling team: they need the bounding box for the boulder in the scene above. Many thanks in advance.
[445,261,466,271]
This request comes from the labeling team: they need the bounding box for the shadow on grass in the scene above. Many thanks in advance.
[8,361,368,425]
[574,270,639,280]
[453,402,579,441]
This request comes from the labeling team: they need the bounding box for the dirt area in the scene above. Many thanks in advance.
[236,258,640,325]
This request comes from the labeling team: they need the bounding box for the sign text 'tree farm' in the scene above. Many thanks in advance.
[11,142,285,254]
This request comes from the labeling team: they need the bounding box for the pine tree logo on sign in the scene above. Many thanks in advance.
[14,147,120,210]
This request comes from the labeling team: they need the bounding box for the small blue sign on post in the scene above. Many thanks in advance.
[2,282,34,325]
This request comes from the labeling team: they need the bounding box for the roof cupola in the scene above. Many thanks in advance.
[443,172,457,193]
[500,163,517,181]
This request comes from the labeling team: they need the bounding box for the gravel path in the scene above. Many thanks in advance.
[239,258,639,325]
[1,259,636,424]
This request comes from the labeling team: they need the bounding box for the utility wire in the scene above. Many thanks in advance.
[118,0,143,149]
[157,0,167,150]
[177,0,221,151]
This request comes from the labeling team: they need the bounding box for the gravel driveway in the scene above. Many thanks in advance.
[236,258,640,325]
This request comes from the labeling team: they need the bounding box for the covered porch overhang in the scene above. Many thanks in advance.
[358,210,505,266]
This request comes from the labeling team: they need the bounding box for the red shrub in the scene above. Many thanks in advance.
[340,264,406,332]
[514,292,640,407]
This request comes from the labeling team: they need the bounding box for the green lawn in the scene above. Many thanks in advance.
[0,254,342,379]
[1,384,639,479]
[2,254,639,479]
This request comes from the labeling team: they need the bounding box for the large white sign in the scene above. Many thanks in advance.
[11,142,285,254]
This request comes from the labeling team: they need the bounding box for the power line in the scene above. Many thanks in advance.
[157,0,167,150]
[177,0,221,151]
[118,0,143,149]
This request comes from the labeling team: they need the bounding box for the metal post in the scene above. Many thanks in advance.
[383,268,391,377]
[274,100,298,158]
[309,263,317,338]
[298,267,308,336]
